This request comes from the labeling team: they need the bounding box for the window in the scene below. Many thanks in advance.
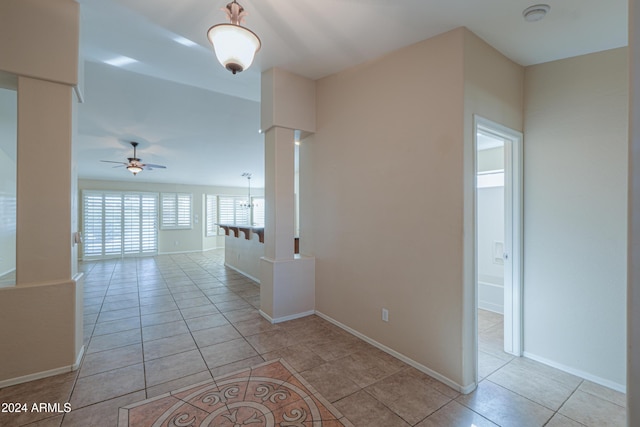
[205,195,264,235]
[218,196,249,226]
[205,194,217,237]
[252,197,265,227]
[161,193,192,229]
[82,191,158,258]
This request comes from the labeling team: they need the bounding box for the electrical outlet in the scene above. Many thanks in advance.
[382,308,389,322]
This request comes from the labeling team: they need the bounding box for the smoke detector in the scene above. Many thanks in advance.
[523,4,550,22]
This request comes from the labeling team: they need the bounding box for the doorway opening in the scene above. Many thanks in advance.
[474,116,523,380]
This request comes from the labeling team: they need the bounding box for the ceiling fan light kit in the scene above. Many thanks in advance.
[207,0,261,74]
[100,141,167,176]
[127,165,143,175]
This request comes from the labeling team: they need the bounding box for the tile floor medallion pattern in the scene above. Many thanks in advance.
[118,359,352,427]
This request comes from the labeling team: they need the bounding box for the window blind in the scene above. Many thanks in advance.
[161,193,192,229]
[82,191,158,258]
[205,194,217,237]
[205,195,264,236]
[252,197,265,227]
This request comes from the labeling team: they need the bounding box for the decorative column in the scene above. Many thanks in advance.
[259,68,315,323]
[0,0,84,385]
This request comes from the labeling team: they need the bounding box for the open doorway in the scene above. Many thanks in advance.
[474,116,523,379]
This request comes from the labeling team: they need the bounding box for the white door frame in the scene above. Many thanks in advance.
[474,115,523,357]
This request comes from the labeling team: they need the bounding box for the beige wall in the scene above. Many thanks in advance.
[78,179,263,255]
[0,0,78,85]
[304,27,524,390]
[524,48,628,388]
[0,282,77,381]
[305,28,468,387]
[462,29,524,384]
[17,76,74,284]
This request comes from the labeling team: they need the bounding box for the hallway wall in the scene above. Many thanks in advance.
[303,27,524,390]
[523,47,628,389]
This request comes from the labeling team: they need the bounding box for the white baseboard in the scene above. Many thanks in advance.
[259,310,273,323]
[160,247,224,256]
[478,301,503,314]
[523,351,626,393]
[72,345,85,371]
[314,310,474,394]
[158,249,205,256]
[203,246,224,252]
[0,344,85,389]
[81,247,224,262]
[224,263,260,284]
[478,281,504,314]
[260,309,315,324]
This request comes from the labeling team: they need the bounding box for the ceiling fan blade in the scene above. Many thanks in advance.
[100,143,164,173]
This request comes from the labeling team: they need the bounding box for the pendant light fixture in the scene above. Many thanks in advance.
[207,0,261,74]
[239,172,257,209]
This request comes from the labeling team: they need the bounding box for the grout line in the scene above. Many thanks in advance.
[64,260,119,425]
[134,259,150,400]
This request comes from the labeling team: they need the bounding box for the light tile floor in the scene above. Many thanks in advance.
[0,250,627,426]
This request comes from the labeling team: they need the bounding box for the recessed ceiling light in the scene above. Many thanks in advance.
[523,4,550,22]
[104,56,138,67]
[174,36,197,47]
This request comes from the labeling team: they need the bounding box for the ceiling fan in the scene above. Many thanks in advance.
[100,142,167,176]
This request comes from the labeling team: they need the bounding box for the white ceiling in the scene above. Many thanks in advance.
[76,0,628,188]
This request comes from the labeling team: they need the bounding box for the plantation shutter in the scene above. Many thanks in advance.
[218,196,236,225]
[103,193,123,256]
[82,191,158,259]
[140,194,158,253]
[123,194,141,254]
[161,193,192,229]
[235,199,249,225]
[252,197,265,227]
[205,194,218,237]
[82,193,105,257]
[177,194,191,228]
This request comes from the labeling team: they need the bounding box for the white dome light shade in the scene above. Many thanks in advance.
[207,23,261,74]
[127,165,142,175]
